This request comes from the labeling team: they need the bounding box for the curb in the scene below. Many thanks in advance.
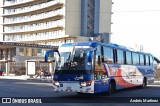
[0,76,29,80]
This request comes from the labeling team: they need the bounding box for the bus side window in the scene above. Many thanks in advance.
[140,54,144,65]
[102,47,113,63]
[95,45,102,66]
[150,55,153,66]
[132,52,140,65]
[145,55,149,66]
[126,51,132,65]
[116,49,124,64]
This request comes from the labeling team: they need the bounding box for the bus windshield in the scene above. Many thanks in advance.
[55,46,92,75]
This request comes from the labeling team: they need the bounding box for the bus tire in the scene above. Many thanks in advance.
[77,92,83,95]
[141,77,147,88]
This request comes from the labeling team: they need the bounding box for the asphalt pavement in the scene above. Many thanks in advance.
[0,76,160,106]
[0,75,52,83]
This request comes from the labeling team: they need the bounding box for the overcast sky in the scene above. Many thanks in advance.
[111,0,160,58]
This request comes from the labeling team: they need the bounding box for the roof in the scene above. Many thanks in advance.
[61,41,152,55]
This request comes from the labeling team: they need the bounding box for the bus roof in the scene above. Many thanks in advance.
[61,41,152,55]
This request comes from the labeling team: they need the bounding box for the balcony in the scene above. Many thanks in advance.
[2,2,64,17]
[1,0,44,8]
[2,14,64,26]
[3,26,64,35]
[14,35,72,43]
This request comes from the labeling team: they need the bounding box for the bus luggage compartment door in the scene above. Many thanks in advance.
[94,80,108,93]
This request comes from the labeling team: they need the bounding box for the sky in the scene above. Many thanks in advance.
[0,0,160,59]
[111,0,160,59]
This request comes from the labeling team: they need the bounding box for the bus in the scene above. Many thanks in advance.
[44,41,154,94]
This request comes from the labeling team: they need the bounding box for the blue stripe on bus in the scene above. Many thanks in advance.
[61,42,98,48]
[54,74,93,81]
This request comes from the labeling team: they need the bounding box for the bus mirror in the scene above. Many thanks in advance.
[44,50,59,62]
[87,49,93,62]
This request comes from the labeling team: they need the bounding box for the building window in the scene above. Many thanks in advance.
[19,48,24,56]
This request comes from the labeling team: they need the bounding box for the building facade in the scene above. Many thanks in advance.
[0,0,112,61]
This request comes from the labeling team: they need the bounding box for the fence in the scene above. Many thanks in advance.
[2,61,159,77]
[9,61,26,75]
[0,60,53,76]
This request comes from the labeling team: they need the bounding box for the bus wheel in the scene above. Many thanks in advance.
[141,78,147,88]
[77,92,83,95]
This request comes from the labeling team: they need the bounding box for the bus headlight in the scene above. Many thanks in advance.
[80,82,87,87]
[53,81,60,86]
[80,81,92,87]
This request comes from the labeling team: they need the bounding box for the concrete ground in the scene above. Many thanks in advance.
[0,75,52,83]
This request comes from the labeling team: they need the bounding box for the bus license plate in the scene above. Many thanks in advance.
[66,87,72,90]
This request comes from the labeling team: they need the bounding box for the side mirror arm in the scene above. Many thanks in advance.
[44,50,59,62]
[87,49,93,62]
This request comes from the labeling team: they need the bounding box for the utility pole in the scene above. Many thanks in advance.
[140,45,143,52]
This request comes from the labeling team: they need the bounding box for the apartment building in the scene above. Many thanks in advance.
[0,0,112,61]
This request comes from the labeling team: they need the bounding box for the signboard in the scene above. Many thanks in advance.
[27,62,36,75]
[0,42,58,49]
[91,32,110,43]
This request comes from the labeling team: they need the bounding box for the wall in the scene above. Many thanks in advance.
[65,0,81,36]
[99,0,112,42]
[0,1,3,41]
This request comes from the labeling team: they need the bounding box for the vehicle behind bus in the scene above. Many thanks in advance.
[44,42,154,94]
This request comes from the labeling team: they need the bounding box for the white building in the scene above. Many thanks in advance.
[0,0,112,61]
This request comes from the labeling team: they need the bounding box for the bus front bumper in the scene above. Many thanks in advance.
[52,81,94,93]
